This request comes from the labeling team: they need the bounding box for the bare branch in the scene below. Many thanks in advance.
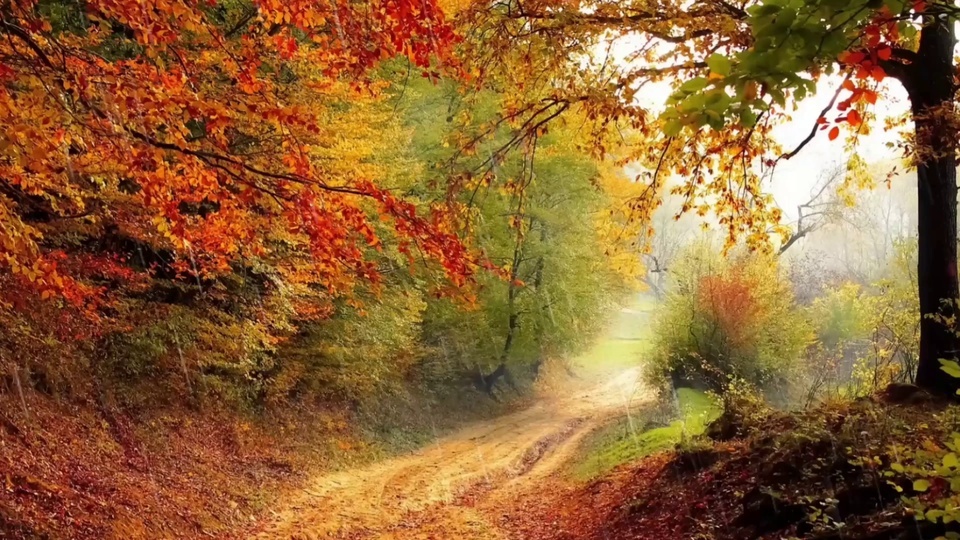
[778,73,851,162]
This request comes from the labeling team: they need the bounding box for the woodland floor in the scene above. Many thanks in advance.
[242,379,952,540]
[243,368,650,540]
[5,363,944,539]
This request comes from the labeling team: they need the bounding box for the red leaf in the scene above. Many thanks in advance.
[842,79,856,91]
[871,65,886,81]
[847,110,862,127]
[877,46,892,61]
[838,51,866,65]
[828,126,840,141]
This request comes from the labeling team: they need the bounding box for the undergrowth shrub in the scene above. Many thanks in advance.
[705,378,771,441]
[802,241,919,400]
[890,360,960,534]
[648,243,813,397]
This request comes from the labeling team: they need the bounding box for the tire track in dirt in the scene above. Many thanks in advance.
[255,368,648,539]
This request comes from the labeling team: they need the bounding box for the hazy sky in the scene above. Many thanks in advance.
[611,35,916,222]
[768,77,912,218]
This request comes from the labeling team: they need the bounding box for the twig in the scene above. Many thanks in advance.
[777,73,852,163]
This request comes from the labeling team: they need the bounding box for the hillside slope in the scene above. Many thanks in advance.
[498,392,952,540]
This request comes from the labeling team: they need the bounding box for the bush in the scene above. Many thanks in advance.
[810,282,872,350]
[648,243,813,396]
[802,241,919,398]
[706,378,771,441]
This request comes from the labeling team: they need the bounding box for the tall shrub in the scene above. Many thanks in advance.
[649,243,813,395]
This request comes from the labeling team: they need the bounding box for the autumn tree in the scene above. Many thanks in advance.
[456,0,960,395]
[640,191,703,300]
[0,0,472,320]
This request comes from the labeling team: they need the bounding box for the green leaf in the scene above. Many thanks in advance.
[951,477,960,492]
[678,92,707,113]
[940,358,960,378]
[766,87,786,106]
[751,3,782,17]
[705,96,733,118]
[704,109,724,130]
[662,119,683,138]
[707,54,732,77]
[945,452,959,469]
[773,8,797,30]
[679,77,709,94]
[914,479,931,492]
[926,509,945,521]
[884,0,906,13]
[739,108,758,128]
[900,23,918,41]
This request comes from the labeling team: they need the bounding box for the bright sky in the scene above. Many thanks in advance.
[606,35,916,222]
[767,77,912,218]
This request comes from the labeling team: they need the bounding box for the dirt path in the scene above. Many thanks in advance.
[255,368,649,539]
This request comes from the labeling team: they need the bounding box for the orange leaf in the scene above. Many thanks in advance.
[828,126,840,141]
[842,79,856,91]
[864,89,879,105]
[871,65,886,81]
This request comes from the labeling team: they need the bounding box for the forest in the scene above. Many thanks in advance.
[2,0,960,539]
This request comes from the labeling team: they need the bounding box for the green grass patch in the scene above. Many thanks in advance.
[574,337,651,378]
[573,296,656,378]
[570,388,721,480]
[574,295,657,378]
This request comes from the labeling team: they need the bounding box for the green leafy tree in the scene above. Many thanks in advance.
[398,76,634,397]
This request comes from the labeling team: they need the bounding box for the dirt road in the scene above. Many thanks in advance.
[255,368,649,539]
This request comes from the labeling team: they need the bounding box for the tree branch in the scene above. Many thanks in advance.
[777,73,851,162]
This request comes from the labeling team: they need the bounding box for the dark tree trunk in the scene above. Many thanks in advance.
[531,221,547,377]
[500,228,524,365]
[482,215,530,399]
[902,16,960,395]
[481,362,508,395]
[914,155,959,394]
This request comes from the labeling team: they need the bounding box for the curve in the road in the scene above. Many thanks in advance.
[256,368,648,540]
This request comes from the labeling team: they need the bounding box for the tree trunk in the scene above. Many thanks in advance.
[531,221,547,376]
[913,157,959,394]
[906,16,960,395]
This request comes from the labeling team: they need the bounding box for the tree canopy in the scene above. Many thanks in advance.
[4,0,960,398]
[453,0,960,394]
[0,0,473,317]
